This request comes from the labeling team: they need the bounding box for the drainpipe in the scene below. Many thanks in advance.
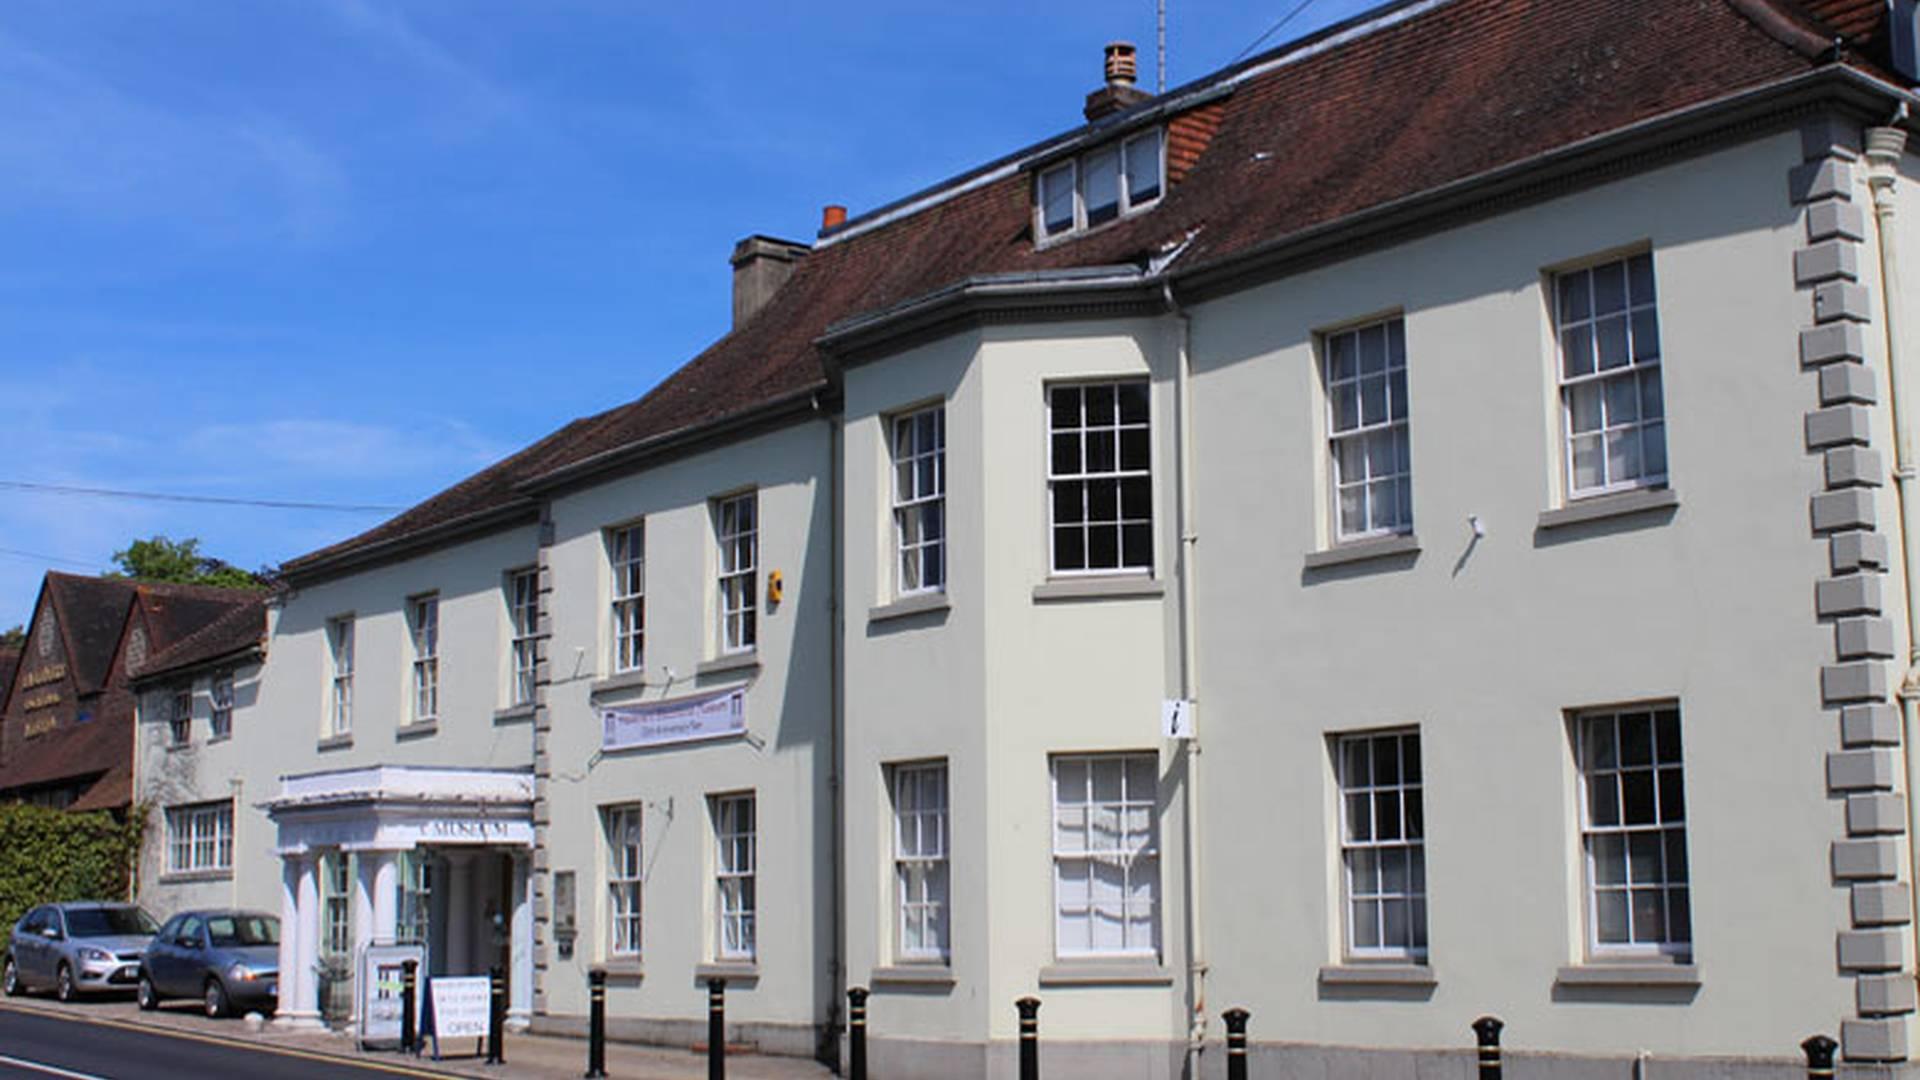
[1862,114,1920,942]
[822,394,847,1065]
[1162,279,1206,1078]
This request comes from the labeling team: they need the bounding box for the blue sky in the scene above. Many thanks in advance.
[0,0,1378,625]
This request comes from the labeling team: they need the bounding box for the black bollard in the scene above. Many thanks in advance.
[1223,1007,1251,1080]
[708,977,727,1080]
[1016,996,1041,1080]
[847,986,869,1080]
[486,965,505,1065]
[400,960,418,1055]
[1471,1016,1503,1080]
[1803,1034,1838,1079]
[585,969,607,1079]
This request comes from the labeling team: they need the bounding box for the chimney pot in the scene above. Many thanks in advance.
[1084,41,1152,122]
[822,204,848,231]
[1105,41,1137,87]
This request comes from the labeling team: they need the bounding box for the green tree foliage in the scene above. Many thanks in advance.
[0,625,21,650]
[108,536,268,590]
[0,802,147,940]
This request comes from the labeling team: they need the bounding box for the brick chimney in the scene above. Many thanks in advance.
[729,235,809,329]
[1084,41,1153,122]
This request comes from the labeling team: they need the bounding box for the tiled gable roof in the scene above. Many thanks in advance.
[283,0,1900,578]
[0,648,19,705]
[131,596,268,681]
[44,574,139,696]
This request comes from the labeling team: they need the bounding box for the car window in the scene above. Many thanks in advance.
[19,908,46,935]
[157,915,180,939]
[65,907,159,938]
[178,916,205,944]
[207,915,278,947]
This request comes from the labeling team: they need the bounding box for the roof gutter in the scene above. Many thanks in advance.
[516,385,827,497]
[129,642,265,688]
[279,499,542,587]
[1172,65,1920,302]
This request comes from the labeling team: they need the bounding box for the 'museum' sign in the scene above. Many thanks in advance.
[601,687,746,752]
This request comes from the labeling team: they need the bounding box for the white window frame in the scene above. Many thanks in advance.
[165,800,233,874]
[1553,251,1667,499]
[168,686,193,747]
[1048,380,1153,576]
[395,850,432,946]
[209,671,234,741]
[1575,703,1691,959]
[321,850,353,961]
[409,594,439,725]
[712,792,757,961]
[892,406,947,597]
[508,569,539,706]
[891,762,950,962]
[603,805,643,959]
[1323,316,1412,541]
[1335,729,1427,961]
[609,524,646,674]
[714,494,758,656]
[1051,753,1159,959]
[327,616,354,737]
[1035,128,1166,242]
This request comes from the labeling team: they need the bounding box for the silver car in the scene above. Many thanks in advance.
[3,902,159,1001]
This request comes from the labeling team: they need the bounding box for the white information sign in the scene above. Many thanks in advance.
[602,687,746,752]
[427,976,492,1042]
[1162,698,1196,740]
[357,943,426,1049]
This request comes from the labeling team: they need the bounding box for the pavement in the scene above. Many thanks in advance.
[0,994,836,1080]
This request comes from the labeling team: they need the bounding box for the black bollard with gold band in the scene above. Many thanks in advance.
[847,986,870,1080]
[1471,1016,1503,1080]
[708,978,727,1080]
[585,969,608,1079]
[1803,1034,1838,1079]
[487,965,506,1065]
[400,960,418,1055]
[1016,997,1041,1080]
[1223,1007,1251,1080]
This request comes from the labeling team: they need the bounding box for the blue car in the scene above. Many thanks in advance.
[137,910,279,1018]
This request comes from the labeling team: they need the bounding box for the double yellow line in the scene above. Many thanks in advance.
[0,1000,455,1079]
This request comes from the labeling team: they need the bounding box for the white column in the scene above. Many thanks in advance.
[443,851,473,975]
[371,851,399,946]
[348,853,377,1024]
[275,855,323,1029]
[509,852,532,1030]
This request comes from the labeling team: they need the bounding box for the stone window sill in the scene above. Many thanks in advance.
[597,959,644,981]
[1554,963,1698,988]
[165,741,191,753]
[590,670,652,698]
[868,593,950,624]
[696,653,760,678]
[1303,533,1420,571]
[694,962,759,983]
[316,734,352,752]
[870,964,955,987]
[1037,961,1174,987]
[160,869,234,885]
[1537,487,1679,531]
[396,721,438,740]
[1032,576,1165,603]
[1318,963,1435,986]
[494,703,536,725]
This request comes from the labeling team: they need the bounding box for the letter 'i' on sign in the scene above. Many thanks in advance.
[1162,699,1196,740]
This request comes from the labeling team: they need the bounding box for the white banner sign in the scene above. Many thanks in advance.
[601,687,746,752]
[358,943,425,1048]
[428,975,491,1041]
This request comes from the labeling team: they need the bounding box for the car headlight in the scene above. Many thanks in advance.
[230,963,258,981]
[78,947,112,963]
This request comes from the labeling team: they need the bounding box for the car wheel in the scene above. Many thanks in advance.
[2,957,20,997]
[203,978,228,1019]
[137,974,158,1011]
[55,963,75,1003]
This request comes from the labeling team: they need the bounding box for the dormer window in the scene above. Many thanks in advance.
[1037,128,1164,242]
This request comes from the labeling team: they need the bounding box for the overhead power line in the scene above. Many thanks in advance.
[0,547,100,570]
[1231,0,1323,64]
[0,480,400,514]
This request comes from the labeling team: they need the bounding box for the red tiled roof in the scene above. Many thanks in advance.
[132,596,268,680]
[284,0,1899,578]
